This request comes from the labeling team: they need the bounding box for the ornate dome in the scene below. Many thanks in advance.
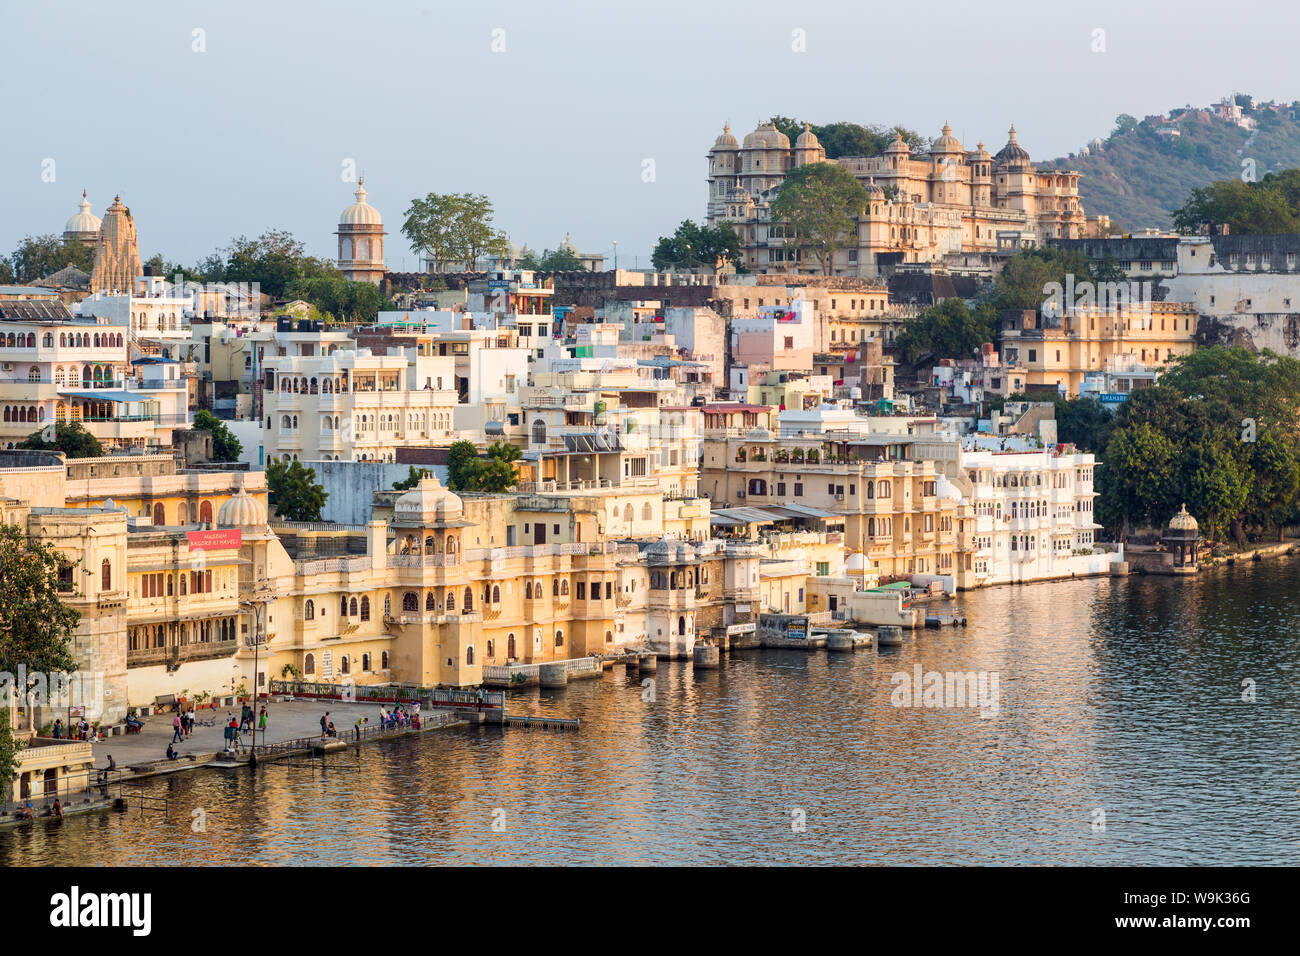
[218,488,268,528]
[339,177,382,226]
[743,425,772,441]
[559,233,578,254]
[885,130,911,155]
[713,124,739,150]
[994,125,1031,166]
[645,538,675,565]
[970,140,991,160]
[795,122,821,149]
[1168,503,1198,532]
[65,190,101,236]
[393,476,464,524]
[743,121,790,150]
[866,178,886,199]
[931,122,962,154]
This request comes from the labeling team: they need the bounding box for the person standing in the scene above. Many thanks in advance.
[172,712,183,743]
[258,706,268,740]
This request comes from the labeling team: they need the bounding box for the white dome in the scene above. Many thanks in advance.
[339,178,382,226]
[393,476,463,524]
[217,488,268,528]
[65,191,101,235]
[559,233,578,253]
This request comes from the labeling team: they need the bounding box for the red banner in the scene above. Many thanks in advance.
[187,528,242,551]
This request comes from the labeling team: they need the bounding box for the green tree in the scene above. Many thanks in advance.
[651,220,743,271]
[220,230,339,297]
[1172,178,1300,234]
[446,441,482,492]
[265,459,328,521]
[392,466,431,491]
[8,234,95,283]
[895,298,998,363]
[0,708,23,800]
[536,247,586,272]
[192,410,242,462]
[1097,422,1179,537]
[770,162,869,275]
[15,421,103,459]
[402,192,508,272]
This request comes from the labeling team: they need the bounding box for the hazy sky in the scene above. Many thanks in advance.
[1,0,1293,270]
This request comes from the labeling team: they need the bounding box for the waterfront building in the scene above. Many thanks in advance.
[939,435,1112,588]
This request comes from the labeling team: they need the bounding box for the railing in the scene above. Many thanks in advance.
[481,656,603,683]
[2,767,124,820]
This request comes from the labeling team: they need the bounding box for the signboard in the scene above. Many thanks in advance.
[1099,393,1129,405]
[726,623,757,636]
[186,528,242,551]
[786,627,807,641]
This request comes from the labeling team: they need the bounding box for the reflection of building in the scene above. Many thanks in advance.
[336,178,386,284]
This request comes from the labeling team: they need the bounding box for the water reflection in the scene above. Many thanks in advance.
[5,560,1299,865]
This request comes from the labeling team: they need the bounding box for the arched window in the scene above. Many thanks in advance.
[383,594,391,616]
[360,596,371,621]
[381,651,389,669]
[446,590,455,611]
[555,630,564,648]
[552,578,559,596]
[199,500,213,524]
[624,504,634,524]
[403,592,419,612]
[463,586,473,611]
[341,596,349,617]
[491,585,500,604]
[532,419,547,444]
[304,653,315,675]
[101,558,111,592]
[304,599,315,620]
[177,501,188,524]
[525,581,533,599]
[341,655,350,674]
[362,653,371,671]
[642,503,653,520]
[349,597,358,617]
[152,502,164,525]
[426,592,437,611]
[678,616,687,635]
[508,633,517,658]
[466,646,474,665]
[605,630,613,644]
[560,580,569,595]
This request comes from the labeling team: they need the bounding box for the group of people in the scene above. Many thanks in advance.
[50,718,93,741]
[320,711,338,738]
[377,704,421,731]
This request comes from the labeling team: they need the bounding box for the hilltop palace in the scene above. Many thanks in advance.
[706,121,1110,277]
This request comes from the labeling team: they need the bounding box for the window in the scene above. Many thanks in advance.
[403,592,419,612]
[555,630,564,648]
[101,558,111,592]
[304,653,315,675]
[304,599,315,620]
[360,596,370,621]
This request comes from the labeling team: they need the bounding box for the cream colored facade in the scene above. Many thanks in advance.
[1000,301,1197,396]
[708,122,1093,277]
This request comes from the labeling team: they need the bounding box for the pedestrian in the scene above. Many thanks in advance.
[171,712,183,743]
[166,742,178,761]
[320,712,329,739]
[258,706,268,736]
[52,797,63,819]
[52,719,63,739]
[80,718,89,740]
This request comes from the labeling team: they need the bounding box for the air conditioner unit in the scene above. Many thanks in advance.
[1,363,12,372]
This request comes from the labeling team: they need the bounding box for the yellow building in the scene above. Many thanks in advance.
[1000,301,1197,396]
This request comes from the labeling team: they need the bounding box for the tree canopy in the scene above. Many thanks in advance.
[16,421,102,459]
[266,459,328,522]
[5,234,95,283]
[651,220,743,271]
[1171,174,1300,234]
[401,192,509,273]
[895,298,999,364]
[446,441,522,493]
[1095,347,1300,542]
[192,410,242,462]
[767,117,927,157]
[392,466,432,491]
[770,162,870,275]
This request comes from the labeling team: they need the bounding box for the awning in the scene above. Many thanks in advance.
[58,389,155,403]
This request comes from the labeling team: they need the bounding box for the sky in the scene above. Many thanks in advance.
[0,0,1295,271]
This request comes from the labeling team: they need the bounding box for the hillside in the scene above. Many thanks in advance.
[1040,98,1300,231]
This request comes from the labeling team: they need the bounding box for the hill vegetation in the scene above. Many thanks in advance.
[1040,96,1300,230]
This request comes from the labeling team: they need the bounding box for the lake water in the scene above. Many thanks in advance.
[6,558,1299,866]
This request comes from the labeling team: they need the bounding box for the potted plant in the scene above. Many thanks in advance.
[194,690,211,710]
[236,681,249,702]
